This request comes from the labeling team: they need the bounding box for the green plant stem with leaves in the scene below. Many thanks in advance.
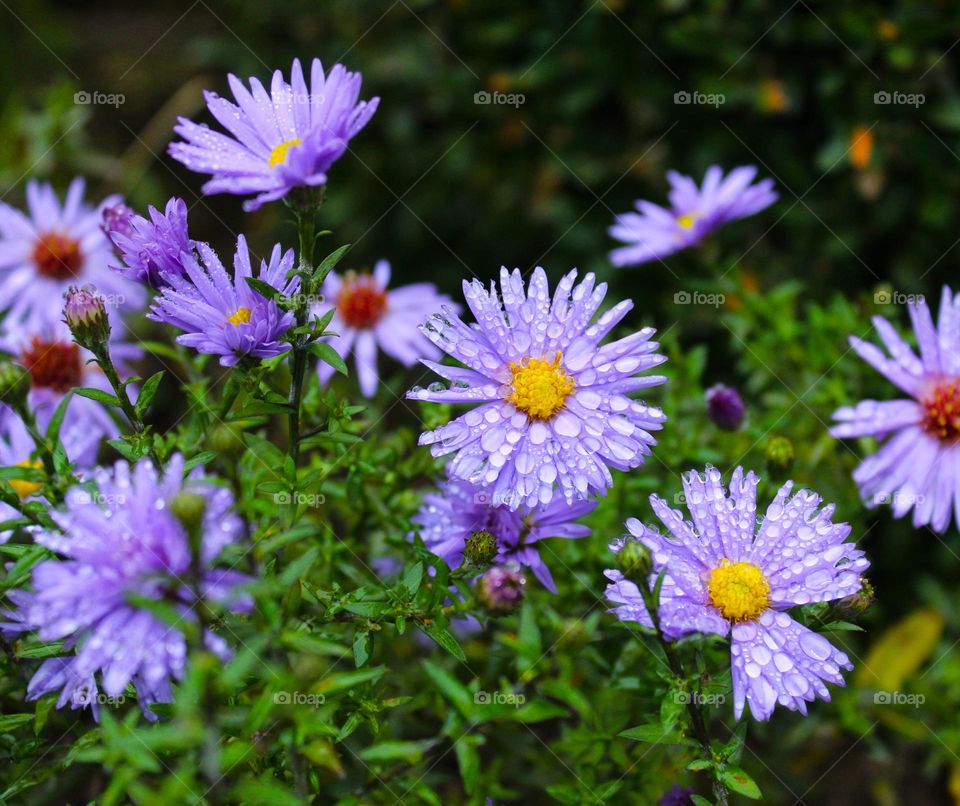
[638,569,731,806]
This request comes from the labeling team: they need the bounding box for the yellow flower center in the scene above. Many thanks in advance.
[227,307,252,326]
[676,213,697,229]
[268,138,302,167]
[707,560,770,623]
[508,352,575,421]
[9,460,43,499]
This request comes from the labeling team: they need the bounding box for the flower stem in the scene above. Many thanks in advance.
[90,345,161,466]
[288,192,320,465]
[637,572,730,806]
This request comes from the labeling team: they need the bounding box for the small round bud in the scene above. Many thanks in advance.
[616,539,652,579]
[63,285,110,351]
[0,362,31,409]
[464,530,498,565]
[476,566,525,614]
[835,577,875,617]
[706,383,745,430]
[171,490,207,535]
[764,435,795,478]
[209,424,245,457]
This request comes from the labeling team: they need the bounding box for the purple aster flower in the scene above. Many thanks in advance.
[0,178,145,330]
[2,454,251,721]
[169,58,379,211]
[609,166,777,267]
[604,466,869,721]
[103,197,194,287]
[706,383,746,430]
[408,267,668,509]
[149,235,297,366]
[412,472,597,592]
[658,784,696,806]
[831,287,960,533]
[316,260,458,397]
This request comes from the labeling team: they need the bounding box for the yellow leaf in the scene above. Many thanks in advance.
[856,608,944,691]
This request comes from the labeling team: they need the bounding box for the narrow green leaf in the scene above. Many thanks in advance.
[309,341,348,376]
[74,387,122,407]
[134,371,164,418]
[719,767,762,799]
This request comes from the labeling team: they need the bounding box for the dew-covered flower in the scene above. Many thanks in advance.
[0,178,145,329]
[412,472,597,591]
[831,287,960,533]
[608,166,777,267]
[604,466,869,721]
[102,197,194,287]
[408,267,667,509]
[0,324,139,467]
[316,260,457,397]
[149,235,297,366]
[2,454,250,721]
[169,58,379,211]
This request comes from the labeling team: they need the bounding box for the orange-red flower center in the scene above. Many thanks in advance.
[32,231,84,280]
[923,381,960,443]
[21,337,83,393]
[337,276,388,329]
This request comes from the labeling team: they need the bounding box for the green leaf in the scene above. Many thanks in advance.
[401,561,424,595]
[619,723,683,744]
[418,621,466,662]
[44,390,74,442]
[184,451,217,472]
[313,666,386,696]
[0,714,34,733]
[358,739,434,764]
[421,660,473,717]
[314,243,351,283]
[455,741,480,794]
[719,767,762,799]
[309,341,348,376]
[353,629,372,668]
[245,277,282,302]
[74,387,122,407]
[134,371,164,418]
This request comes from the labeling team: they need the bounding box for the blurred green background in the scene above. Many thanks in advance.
[3,1,960,803]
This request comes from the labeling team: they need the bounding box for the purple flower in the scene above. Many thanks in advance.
[103,197,194,287]
[2,454,250,721]
[706,383,745,430]
[316,260,458,397]
[0,178,145,329]
[149,235,297,366]
[609,166,777,267]
[169,58,379,211]
[604,466,869,721]
[408,267,668,509]
[658,785,696,806]
[831,287,960,533]
[412,472,597,592]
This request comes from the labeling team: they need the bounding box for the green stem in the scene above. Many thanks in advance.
[288,199,318,466]
[637,573,730,806]
[92,346,162,466]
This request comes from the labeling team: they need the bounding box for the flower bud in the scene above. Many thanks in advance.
[764,435,795,478]
[0,362,31,410]
[835,577,875,618]
[464,530,498,565]
[476,566,525,614]
[172,490,207,557]
[101,202,135,245]
[63,285,110,352]
[616,539,652,579]
[706,383,745,430]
